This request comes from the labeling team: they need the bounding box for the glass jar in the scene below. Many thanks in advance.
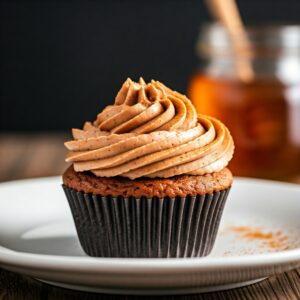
[189,23,300,180]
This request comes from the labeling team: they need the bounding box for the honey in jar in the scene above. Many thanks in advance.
[189,24,300,180]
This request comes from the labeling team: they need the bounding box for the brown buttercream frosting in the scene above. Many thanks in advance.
[65,78,234,179]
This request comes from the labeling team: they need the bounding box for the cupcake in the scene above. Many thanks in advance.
[62,78,234,258]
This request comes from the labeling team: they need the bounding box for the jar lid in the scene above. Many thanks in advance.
[197,23,300,58]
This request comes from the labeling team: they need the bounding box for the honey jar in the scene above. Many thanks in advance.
[189,24,300,180]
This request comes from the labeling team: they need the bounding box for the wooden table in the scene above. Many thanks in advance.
[1,134,300,300]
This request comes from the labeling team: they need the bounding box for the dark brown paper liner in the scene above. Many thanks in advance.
[62,185,230,258]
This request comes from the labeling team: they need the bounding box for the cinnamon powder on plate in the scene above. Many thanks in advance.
[229,226,290,251]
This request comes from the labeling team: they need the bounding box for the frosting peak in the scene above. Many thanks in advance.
[65,78,234,179]
[94,77,198,134]
[115,77,161,106]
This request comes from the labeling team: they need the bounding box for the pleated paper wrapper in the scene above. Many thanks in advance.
[63,185,230,258]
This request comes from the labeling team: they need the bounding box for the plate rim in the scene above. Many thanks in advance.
[1,245,300,273]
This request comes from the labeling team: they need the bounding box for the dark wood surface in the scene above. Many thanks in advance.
[1,134,300,300]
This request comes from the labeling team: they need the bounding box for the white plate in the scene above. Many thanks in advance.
[0,177,300,295]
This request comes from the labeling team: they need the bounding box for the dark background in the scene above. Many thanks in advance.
[1,0,300,131]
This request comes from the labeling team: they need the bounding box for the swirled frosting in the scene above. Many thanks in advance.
[65,78,234,179]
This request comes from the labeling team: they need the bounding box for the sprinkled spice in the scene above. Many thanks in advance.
[229,226,290,251]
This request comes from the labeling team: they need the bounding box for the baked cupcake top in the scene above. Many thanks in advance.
[65,78,234,179]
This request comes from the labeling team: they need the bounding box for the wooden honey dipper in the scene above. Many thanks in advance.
[206,0,254,82]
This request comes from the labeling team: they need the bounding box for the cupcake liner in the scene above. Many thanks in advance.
[63,185,230,258]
